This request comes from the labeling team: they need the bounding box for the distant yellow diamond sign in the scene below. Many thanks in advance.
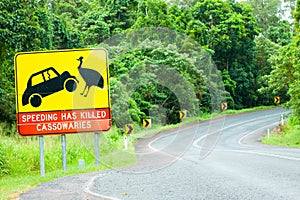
[179,110,187,119]
[14,48,111,136]
[125,124,134,135]
[221,102,228,111]
[274,96,280,104]
[143,119,151,128]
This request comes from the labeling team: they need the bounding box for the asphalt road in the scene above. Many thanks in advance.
[20,108,300,200]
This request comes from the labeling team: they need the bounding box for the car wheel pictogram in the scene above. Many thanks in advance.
[30,94,42,107]
[64,78,77,92]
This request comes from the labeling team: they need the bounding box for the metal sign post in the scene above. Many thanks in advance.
[39,136,45,176]
[62,134,67,172]
[94,133,100,167]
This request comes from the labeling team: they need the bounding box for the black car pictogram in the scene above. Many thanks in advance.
[22,67,78,107]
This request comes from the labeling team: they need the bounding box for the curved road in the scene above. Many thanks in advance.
[20,108,300,200]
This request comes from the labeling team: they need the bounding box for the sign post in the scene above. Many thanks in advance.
[39,136,45,176]
[62,134,67,172]
[14,49,111,175]
[94,133,100,167]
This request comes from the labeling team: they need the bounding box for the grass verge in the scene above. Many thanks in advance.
[0,127,136,200]
[262,117,300,148]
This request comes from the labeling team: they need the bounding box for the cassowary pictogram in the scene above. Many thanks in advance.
[77,56,104,97]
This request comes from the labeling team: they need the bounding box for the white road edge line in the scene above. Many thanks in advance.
[84,173,120,200]
[237,122,278,147]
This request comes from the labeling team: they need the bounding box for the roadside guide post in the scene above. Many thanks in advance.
[14,49,111,175]
[281,114,284,125]
[124,135,128,150]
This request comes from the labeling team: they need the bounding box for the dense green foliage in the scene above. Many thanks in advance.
[0,0,298,128]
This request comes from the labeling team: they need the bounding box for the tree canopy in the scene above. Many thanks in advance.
[0,0,298,128]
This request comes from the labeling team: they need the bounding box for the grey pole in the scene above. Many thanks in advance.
[39,136,45,176]
[62,134,67,172]
[94,133,100,167]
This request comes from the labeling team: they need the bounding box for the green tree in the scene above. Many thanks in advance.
[245,0,283,33]
[265,21,293,46]
[104,0,139,34]
[132,0,175,29]
[189,0,259,108]
[0,1,47,122]
[265,0,300,121]
[255,35,281,105]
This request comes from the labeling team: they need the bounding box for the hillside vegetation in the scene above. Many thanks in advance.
[0,0,299,182]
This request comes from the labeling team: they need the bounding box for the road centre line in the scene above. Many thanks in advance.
[147,111,287,160]
[148,110,288,153]
[196,147,300,161]
[192,111,288,148]
[193,111,300,161]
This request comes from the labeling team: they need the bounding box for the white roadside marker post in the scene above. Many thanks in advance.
[124,135,128,150]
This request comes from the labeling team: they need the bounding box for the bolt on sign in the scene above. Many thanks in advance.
[125,124,134,135]
[14,49,111,136]
[179,110,187,119]
[143,119,151,128]
[274,96,280,104]
[220,102,228,112]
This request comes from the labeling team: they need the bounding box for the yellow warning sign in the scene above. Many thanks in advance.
[180,110,187,119]
[125,124,134,135]
[274,96,280,104]
[221,102,228,111]
[14,49,111,135]
[143,119,151,128]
